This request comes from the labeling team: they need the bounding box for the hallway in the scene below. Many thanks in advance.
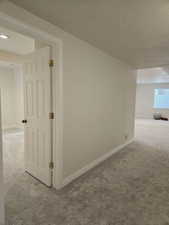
[5,120,169,225]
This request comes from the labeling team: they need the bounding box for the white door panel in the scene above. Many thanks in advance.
[23,46,52,186]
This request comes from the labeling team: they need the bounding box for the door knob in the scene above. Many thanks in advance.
[22,120,27,123]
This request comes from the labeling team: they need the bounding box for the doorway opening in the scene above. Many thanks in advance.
[0,25,54,196]
[135,67,169,143]
[0,61,24,194]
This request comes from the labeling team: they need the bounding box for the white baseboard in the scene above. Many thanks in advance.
[2,124,17,130]
[61,139,134,188]
[2,123,23,130]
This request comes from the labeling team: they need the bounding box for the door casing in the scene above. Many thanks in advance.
[0,91,5,225]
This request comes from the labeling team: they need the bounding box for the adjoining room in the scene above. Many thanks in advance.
[135,67,169,144]
[0,62,24,193]
[0,25,53,196]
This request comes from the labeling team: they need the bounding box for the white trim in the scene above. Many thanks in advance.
[2,123,24,130]
[61,139,134,188]
[0,91,5,225]
[0,2,63,190]
[2,124,17,130]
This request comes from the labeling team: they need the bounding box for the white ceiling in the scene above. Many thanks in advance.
[9,0,169,68]
[137,67,169,84]
[0,25,34,55]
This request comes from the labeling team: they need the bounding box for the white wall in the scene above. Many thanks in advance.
[0,95,4,225]
[14,67,24,128]
[0,66,23,129]
[0,67,16,129]
[0,1,137,185]
[63,44,136,178]
[136,83,169,119]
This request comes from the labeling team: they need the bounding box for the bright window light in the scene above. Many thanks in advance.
[0,34,9,39]
[154,89,169,109]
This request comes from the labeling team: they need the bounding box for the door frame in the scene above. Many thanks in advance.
[0,91,5,225]
[0,6,63,190]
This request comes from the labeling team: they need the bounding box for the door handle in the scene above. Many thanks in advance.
[22,120,27,123]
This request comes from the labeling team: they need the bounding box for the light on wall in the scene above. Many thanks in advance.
[0,34,9,39]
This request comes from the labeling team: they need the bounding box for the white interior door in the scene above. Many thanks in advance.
[23,46,52,187]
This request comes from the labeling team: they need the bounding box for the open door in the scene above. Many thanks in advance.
[23,46,53,187]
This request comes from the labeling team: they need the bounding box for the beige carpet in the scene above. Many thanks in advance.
[3,128,24,194]
[5,119,169,225]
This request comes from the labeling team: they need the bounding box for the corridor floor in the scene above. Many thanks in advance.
[5,119,169,225]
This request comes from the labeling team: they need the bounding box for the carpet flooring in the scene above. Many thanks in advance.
[4,119,169,225]
[3,128,24,194]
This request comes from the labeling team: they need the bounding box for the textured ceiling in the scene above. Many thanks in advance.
[9,0,169,68]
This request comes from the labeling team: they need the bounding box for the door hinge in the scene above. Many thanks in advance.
[49,112,54,119]
[49,59,54,67]
[49,162,54,169]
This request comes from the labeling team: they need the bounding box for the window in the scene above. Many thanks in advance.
[154,89,169,109]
